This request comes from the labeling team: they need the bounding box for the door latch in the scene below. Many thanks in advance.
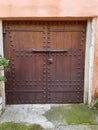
[48,58,53,64]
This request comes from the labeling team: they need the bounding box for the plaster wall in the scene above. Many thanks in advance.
[0,0,97,18]
[92,18,98,98]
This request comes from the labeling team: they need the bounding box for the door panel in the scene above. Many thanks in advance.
[47,91,84,103]
[47,22,86,103]
[4,22,47,104]
[10,32,44,49]
[4,21,86,104]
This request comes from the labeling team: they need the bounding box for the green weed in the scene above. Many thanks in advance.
[0,122,43,130]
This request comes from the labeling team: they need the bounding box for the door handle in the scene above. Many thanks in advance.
[48,58,53,64]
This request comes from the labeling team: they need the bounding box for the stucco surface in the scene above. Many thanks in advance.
[93,18,98,98]
[0,0,98,17]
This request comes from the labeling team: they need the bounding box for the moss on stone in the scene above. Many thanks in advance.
[44,104,98,125]
[0,122,43,130]
[64,104,95,124]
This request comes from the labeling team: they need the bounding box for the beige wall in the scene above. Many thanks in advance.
[0,0,98,18]
[0,0,98,99]
[93,18,98,98]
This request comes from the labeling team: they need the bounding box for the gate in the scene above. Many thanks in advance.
[3,21,86,104]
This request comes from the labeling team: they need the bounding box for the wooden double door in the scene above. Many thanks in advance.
[4,21,86,104]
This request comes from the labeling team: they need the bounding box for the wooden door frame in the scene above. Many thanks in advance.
[0,18,96,107]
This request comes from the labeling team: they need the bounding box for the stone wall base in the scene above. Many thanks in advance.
[0,97,2,115]
[0,81,5,116]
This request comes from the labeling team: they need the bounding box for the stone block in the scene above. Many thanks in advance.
[0,82,3,96]
[0,96,2,115]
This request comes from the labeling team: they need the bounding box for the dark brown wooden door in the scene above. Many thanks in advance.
[3,21,86,104]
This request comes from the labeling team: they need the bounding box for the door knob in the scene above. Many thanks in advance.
[48,58,53,64]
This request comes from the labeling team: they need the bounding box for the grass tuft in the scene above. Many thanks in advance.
[0,122,43,130]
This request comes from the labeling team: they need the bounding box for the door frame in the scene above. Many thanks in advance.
[0,18,96,107]
[84,18,96,105]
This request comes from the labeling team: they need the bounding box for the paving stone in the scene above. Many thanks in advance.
[0,104,98,130]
